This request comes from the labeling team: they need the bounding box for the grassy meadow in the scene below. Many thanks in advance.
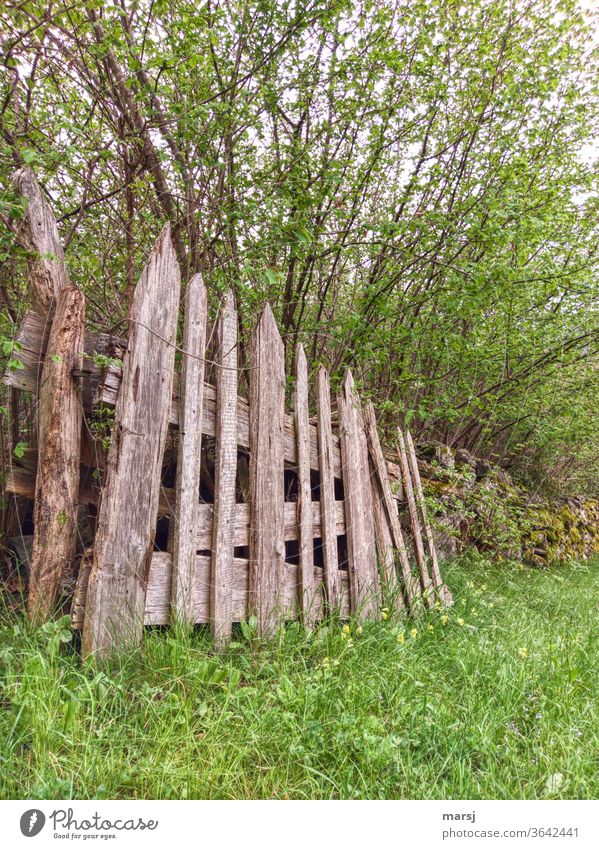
[1,554,597,800]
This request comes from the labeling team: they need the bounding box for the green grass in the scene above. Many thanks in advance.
[1,555,598,800]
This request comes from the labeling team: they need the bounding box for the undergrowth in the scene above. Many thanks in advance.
[0,554,597,800]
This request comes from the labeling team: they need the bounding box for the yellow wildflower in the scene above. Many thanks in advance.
[457,618,465,627]
[410,627,418,639]
[397,632,405,644]
[381,607,389,621]
[441,615,449,625]
[427,623,434,632]
[342,624,351,634]
[518,647,528,659]
[356,625,363,635]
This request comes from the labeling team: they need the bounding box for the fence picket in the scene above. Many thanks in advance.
[316,366,340,609]
[211,290,238,646]
[364,403,420,609]
[248,304,286,636]
[405,430,453,607]
[397,427,435,609]
[82,225,180,657]
[338,371,379,618]
[171,274,207,623]
[294,345,316,626]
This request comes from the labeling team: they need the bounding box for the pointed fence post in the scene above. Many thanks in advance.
[397,427,435,608]
[248,304,285,636]
[12,168,70,315]
[405,430,453,606]
[338,371,380,619]
[82,225,180,657]
[363,403,420,610]
[316,366,340,609]
[211,290,238,647]
[294,345,316,626]
[171,274,207,623]
[28,286,84,621]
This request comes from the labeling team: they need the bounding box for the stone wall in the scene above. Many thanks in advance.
[412,443,599,565]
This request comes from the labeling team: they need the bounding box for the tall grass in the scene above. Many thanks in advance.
[0,554,597,800]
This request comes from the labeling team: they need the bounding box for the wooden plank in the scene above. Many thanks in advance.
[364,403,420,608]
[5,460,341,545]
[211,290,238,646]
[405,430,453,607]
[371,469,402,608]
[72,551,353,628]
[171,274,207,623]
[337,371,380,619]
[28,286,85,621]
[397,427,435,609]
[5,456,175,517]
[316,366,340,609]
[294,345,316,625]
[12,167,70,314]
[248,304,286,636]
[82,225,181,657]
[3,312,406,492]
[2,310,126,402]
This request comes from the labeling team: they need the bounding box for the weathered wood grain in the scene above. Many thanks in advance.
[364,403,420,608]
[71,551,352,628]
[294,345,316,625]
[211,290,238,646]
[397,427,435,608]
[171,274,207,623]
[338,371,379,619]
[1,310,125,403]
[316,365,340,609]
[405,430,453,607]
[248,305,286,636]
[5,455,176,517]
[82,225,181,657]
[3,312,406,491]
[371,468,404,609]
[12,168,70,314]
[28,286,85,621]
[5,459,342,545]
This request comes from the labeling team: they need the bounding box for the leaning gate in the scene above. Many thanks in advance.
[4,181,452,657]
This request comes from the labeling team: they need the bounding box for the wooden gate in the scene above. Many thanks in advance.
[3,171,451,657]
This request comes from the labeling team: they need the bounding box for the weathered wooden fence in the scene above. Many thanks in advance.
[3,170,452,657]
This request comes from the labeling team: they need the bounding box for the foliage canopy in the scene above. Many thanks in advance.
[1,0,598,492]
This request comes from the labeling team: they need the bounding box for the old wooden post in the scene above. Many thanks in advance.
[28,286,85,621]
[338,371,379,619]
[248,304,285,636]
[397,427,435,608]
[362,404,402,606]
[405,430,453,606]
[82,225,180,657]
[364,403,420,609]
[316,366,340,609]
[211,290,238,646]
[294,345,316,626]
[12,168,71,315]
[171,274,207,622]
